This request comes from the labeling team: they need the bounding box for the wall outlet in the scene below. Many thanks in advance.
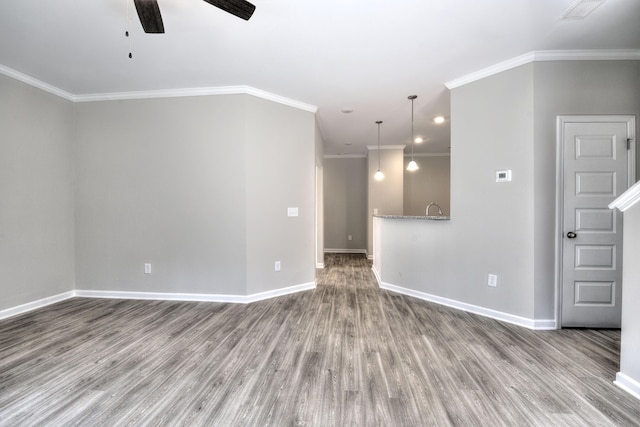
[373,208,378,215]
[274,261,281,271]
[287,207,298,217]
[488,274,497,287]
[496,170,512,182]
[144,263,152,274]
[348,234,352,241]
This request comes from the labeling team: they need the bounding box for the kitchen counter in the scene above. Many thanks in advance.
[374,215,450,220]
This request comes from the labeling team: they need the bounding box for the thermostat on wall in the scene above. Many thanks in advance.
[496,170,512,182]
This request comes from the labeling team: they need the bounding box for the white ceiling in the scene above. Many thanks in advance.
[1,0,639,156]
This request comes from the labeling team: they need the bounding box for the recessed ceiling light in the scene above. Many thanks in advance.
[561,0,604,20]
[414,137,423,143]
[434,116,445,124]
[341,108,354,114]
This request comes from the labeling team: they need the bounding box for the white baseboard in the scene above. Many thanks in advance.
[615,372,640,400]
[0,283,317,321]
[324,248,367,254]
[371,266,382,286]
[379,281,557,330]
[74,282,316,305]
[74,289,249,303]
[244,282,316,303]
[0,291,75,321]
[316,263,325,269]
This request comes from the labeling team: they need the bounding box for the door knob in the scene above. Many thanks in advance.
[567,231,577,239]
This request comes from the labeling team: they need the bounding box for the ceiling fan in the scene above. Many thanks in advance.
[133,0,256,33]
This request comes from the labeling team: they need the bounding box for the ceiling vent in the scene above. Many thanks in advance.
[561,0,605,20]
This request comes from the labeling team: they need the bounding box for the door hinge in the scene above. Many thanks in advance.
[628,138,634,150]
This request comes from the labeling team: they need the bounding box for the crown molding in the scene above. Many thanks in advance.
[0,64,317,113]
[366,144,406,151]
[0,64,76,101]
[75,85,318,113]
[324,154,367,159]
[242,86,318,113]
[445,49,640,89]
[404,152,451,158]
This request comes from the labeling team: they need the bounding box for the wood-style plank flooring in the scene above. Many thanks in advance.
[1,253,639,426]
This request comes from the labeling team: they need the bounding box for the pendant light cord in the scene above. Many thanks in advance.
[377,121,382,169]
[406,95,419,171]
[411,97,415,159]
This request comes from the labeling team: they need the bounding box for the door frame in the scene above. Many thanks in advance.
[555,115,636,328]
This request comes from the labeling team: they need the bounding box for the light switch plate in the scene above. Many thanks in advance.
[488,274,497,287]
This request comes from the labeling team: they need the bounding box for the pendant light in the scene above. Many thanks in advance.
[374,120,385,181]
[406,95,419,171]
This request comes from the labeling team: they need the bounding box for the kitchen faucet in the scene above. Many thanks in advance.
[426,202,443,216]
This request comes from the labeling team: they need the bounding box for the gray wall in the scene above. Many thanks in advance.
[315,122,325,267]
[323,157,367,252]
[368,147,404,257]
[403,155,451,216]
[74,94,316,296]
[450,63,535,317]
[75,96,248,295]
[0,75,75,311]
[244,97,316,294]
[375,60,640,323]
[532,60,640,319]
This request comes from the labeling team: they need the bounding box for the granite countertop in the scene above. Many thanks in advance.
[374,215,450,220]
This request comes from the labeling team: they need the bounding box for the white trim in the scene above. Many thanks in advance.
[610,180,640,212]
[316,263,325,269]
[533,49,640,61]
[404,152,451,158]
[324,248,368,254]
[366,145,407,151]
[243,87,317,113]
[614,372,640,401]
[74,289,248,303]
[75,85,318,113]
[379,282,556,330]
[244,282,316,303]
[445,50,640,89]
[0,291,75,321]
[0,65,317,113]
[371,265,382,286]
[324,154,367,159]
[74,282,316,305]
[0,283,317,320]
[445,52,535,89]
[0,64,75,101]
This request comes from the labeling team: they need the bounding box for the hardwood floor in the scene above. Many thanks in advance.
[1,253,638,426]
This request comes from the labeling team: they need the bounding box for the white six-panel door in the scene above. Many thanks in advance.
[559,116,636,328]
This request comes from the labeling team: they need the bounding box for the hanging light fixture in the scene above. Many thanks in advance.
[406,95,419,171]
[374,120,384,181]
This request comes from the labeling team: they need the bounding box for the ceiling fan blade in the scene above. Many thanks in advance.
[133,0,165,33]
[202,0,256,21]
